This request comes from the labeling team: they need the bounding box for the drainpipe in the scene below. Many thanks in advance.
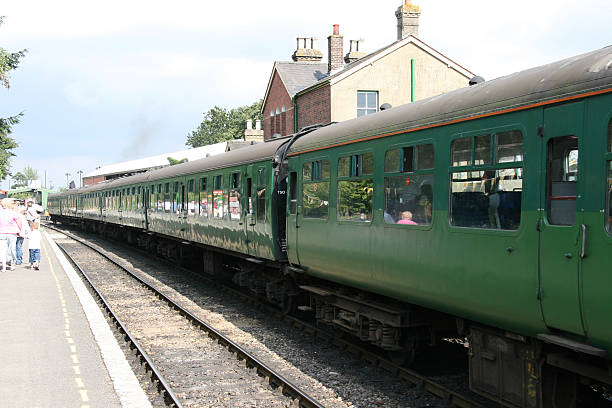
[411,58,415,102]
[293,97,298,133]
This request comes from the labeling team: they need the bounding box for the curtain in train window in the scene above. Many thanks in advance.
[450,131,523,229]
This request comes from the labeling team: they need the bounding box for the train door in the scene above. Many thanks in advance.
[579,102,612,351]
[286,164,301,265]
[538,102,586,336]
[245,165,255,255]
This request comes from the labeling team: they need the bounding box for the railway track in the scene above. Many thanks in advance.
[47,223,489,408]
[49,228,329,408]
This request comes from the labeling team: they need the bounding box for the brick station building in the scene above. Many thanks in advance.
[261,0,475,141]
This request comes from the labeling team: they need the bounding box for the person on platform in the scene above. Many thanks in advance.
[28,221,41,270]
[26,200,42,226]
[16,208,30,265]
[0,198,22,271]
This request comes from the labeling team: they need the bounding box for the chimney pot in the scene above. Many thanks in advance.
[333,24,339,35]
[246,119,253,130]
[255,120,261,130]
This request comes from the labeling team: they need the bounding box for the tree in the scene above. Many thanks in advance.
[12,165,38,187]
[0,16,27,181]
[186,100,262,148]
[167,157,188,165]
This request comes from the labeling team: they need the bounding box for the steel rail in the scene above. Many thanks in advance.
[199,275,484,408]
[54,241,183,408]
[48,225,327,408]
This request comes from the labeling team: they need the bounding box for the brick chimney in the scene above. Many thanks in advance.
[327,24,344,73]
[345,39,366,64]
[396,0,420,40]
[292,37,323,62]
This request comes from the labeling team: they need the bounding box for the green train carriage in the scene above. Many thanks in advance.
[281,46,612,406]
[48,46,612,407]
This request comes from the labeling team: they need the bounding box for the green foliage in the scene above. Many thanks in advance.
[167,157,188,165]
[186,100,262,148]
[0,17,27,180]
[0,114,20,180]
[11,165,38,187]
[337,179,374,221]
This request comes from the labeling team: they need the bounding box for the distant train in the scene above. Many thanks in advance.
[49,46,612,408]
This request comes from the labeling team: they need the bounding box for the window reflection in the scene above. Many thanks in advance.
[338,179,373,222]
[303,182,329,219]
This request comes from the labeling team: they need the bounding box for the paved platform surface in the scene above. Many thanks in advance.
[0,229,151,408]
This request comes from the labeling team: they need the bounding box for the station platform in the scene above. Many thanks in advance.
[0,229,152,408]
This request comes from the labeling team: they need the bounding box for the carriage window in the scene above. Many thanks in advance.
[213,188,224,219]
[231,172,240,189]
[546,136,578,226]
[257,168,266,186]
[257,188,266,222]
[199,177,208,217]
[337,153,373,222]
[384,175,433,225]
[187,179,196,215]
[497,130,524,163]
[303,159,330,219]
[229,190,241,221]
[338,153,373,178]
[338,179,373,222]
[451,137,472,166]
[303,160,329,181]
[385,149,400,172]
[163,183,171,212]
[384,143,434,225]
[417,144,435,170]
[475,135,491,165]
[450,130,523,230]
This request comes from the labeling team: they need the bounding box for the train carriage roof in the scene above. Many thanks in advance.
[50,138,286,197]
[288,46,612,155]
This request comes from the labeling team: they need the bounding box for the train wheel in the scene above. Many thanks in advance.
[388,341,416,366]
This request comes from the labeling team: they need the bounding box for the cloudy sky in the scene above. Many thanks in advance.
[1,0,610,190]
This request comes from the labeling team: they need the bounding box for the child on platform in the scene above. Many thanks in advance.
[28,221,41,270]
